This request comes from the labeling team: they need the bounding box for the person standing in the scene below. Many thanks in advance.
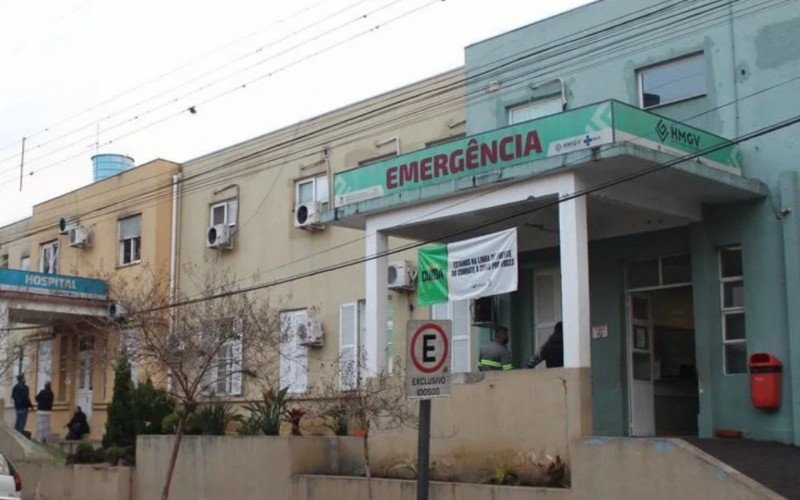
[35,381,54,443]
[478,326,513,371]
[527,321,564,368]
[12,374,34,434]
[66,406,90,440]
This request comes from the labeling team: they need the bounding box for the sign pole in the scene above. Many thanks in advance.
[416,399,431,500]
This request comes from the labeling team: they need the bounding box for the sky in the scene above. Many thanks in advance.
[0,0,594,226]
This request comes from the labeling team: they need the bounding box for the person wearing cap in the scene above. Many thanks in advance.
[12,374,34,434]
[478,326,513,371]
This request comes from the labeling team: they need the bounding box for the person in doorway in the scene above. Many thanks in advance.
[478,326,513,371]
[35,381,54,443]
[11,374,34,435]
[66,406,90,440]
[527,321,564,368]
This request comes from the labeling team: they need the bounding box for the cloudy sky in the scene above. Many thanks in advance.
[0,0,593,226]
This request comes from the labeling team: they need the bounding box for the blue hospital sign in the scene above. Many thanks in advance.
[0,269,108,300]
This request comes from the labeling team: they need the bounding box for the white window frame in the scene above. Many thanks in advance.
[280,309,309,394]
[118,214,142,267]
[431,300,472,373]
[20,254,30,271]
[294,175,329,207]
[719,246,746,375]
[37,340,53,393]
[637,52,706,109]
[209,198,239,229]
[40,240,58,274]
[507,95,563,125]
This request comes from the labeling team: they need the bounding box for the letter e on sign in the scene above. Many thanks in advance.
[406,320,451,400]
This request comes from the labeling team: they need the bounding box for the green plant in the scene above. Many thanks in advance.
[482,462,521,486]
[187,401,238,435]
[105,445,135,466]
[103,353,136,449]
[287,408,306,436]
[242,387,291,435]
[133,378,174,435]
[73,442,96,464]
[161,412,180,434]
[322,405,349,436]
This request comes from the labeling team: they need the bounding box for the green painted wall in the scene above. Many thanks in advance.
[466,0,800,444]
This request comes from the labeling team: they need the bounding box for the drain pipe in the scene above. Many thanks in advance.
[168,170,181,393]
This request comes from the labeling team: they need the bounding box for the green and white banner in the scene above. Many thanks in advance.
[417,228,518,306]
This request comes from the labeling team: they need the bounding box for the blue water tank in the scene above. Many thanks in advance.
[92,154,134,182]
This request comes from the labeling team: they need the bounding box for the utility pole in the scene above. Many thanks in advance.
[18,137,26,191]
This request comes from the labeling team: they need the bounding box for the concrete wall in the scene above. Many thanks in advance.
[571,437,781,500]
[292,475,571,500]
[15,462,132,500]
[134,435,362,500]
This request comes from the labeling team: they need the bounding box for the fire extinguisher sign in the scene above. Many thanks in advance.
[406,320,451,400]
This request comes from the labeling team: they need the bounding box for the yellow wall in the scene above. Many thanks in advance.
[177,69,465,400]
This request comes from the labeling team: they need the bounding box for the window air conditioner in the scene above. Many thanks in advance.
[58,216,78,234]
[68,226,91,248]
[206,224,233,250]
[294,202,324,230]
[388,260,416,291]
[108,302,129,323]
[297,319,324,347]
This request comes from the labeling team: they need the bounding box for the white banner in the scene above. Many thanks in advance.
[447,228,518,301]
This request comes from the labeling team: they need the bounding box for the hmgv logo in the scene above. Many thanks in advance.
[655,119,701,148]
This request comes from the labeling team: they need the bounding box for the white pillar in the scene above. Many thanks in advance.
[364,227,388,374]
[559,179,591,368]
[0,301,9,407]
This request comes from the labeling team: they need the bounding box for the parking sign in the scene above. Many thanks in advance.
[406,320,451,400]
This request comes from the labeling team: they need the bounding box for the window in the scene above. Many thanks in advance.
[626,253,692,289]
[280,310,309,393]
[210,198,239,228]
[20,254,30,271]
[12,346,25,382]
[37,340,52,393]
[720,246,746,375]
[40,240,58,274]
[638,53,706,108]
[203,319,243,396]
[0,254,7,269]
[295,175,329,207]
[508,95,563,125]
[432,300,471,373]
[58,336,69,401]
[339,299,393,388]
[118,215,141,266]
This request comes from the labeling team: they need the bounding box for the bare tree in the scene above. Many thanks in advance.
[98,265,283,500]
[315,356,416,500]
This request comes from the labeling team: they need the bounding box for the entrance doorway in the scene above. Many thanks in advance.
[76,336,94,420]
[627,286,698,437]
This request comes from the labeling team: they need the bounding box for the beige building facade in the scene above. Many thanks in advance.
[176,69,465,403]
[0,158,180,438]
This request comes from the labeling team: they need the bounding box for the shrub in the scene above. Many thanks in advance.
[322,405,349,436]
[187,402,238,435]
[103,353,136,449]
[73,442,96,464]
[241,387,291,436]
[105,445,135,466]
[161,413,180,434]
[133,378,174,435]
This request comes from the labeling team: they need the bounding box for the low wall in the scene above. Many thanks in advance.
[134,435,362,500]
[291,475,571,500]
[367,368,586,481]
[571,438,782,500]
[15,461,132,500]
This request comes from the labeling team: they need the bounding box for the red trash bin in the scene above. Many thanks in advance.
[749,353,782,410]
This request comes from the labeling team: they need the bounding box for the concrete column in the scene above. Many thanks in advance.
[779,172,800,446]
[364,227,388,374]
[559,181,591,368]
[0,301,8,406]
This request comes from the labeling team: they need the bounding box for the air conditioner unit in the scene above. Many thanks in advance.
[297,319,324,347]
[388,260,416,291]
[58,216,78,234]
[108,302,128,323]
[206,224,233,250]
[294,202,324,230]
[68,226,90,248]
